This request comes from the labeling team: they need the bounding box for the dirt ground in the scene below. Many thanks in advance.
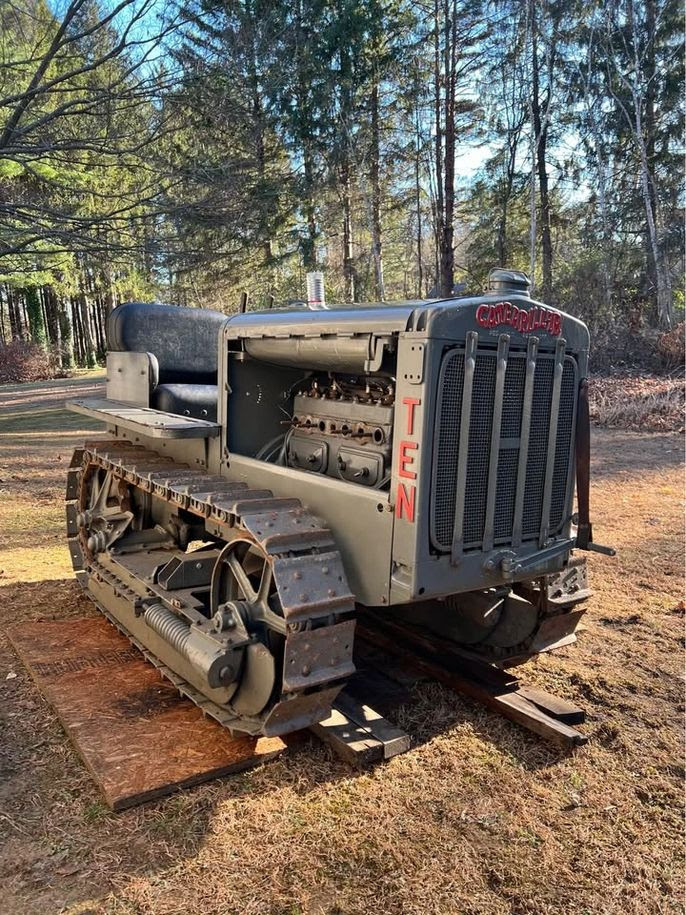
[0,374,683,915]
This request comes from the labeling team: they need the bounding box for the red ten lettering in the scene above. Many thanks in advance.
[395,396,420,522]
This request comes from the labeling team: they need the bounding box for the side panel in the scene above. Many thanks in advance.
[388,333,440,603]
[106,352,156,405]
[224,454,394,607]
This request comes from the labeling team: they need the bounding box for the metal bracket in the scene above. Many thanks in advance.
[157,550,221,590]
[402,342,425,384]
[485,538,576,579]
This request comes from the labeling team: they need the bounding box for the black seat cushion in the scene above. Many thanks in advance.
[107,302,226,384]
[151,383,218,422]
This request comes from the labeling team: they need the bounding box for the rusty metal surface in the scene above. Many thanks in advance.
[282,620,356,691]
[273,551,356,621]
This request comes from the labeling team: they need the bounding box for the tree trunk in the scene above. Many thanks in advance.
[530,10,553,302]
[58,297,74,369]
[43,285,62,353]
[439,0,456,297]
[369,82,385,301]
[341,155,356,302]
[102,265,116,319]
[642,0,659,312]
[433,0,443,287]
[78,286,96,367]
[635,121,672,326]
[7,285,21,339]
[625,0,672,327]
[70,297,81,364]
[25,286,47,348]
[414,101,424,296]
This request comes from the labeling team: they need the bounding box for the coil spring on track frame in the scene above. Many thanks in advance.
[143,602,192,657]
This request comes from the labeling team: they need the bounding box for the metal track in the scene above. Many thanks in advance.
[65,439,356,736]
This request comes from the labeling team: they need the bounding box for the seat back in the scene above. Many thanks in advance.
[107,302,227,384]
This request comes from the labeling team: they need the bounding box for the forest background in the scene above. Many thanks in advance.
[0,0,683,375]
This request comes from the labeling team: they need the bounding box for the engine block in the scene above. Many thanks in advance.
[287,377,394,487]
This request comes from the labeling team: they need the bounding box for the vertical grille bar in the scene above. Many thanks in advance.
[450,331,478,564]
[482,334,510,552]
[539,337,566,546]
[511,336,538,547]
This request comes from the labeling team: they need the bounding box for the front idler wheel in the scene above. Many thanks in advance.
[211,537,287,717]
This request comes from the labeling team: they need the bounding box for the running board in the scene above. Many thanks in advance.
[67,397,220,439]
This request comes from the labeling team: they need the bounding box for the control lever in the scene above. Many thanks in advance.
[575,378,616,557]
[578,540,616,556]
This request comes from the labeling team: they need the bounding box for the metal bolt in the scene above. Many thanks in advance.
[301,665,311,677]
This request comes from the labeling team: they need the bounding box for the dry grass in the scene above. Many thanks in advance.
[590,373,684,433]
[0,376,683,915]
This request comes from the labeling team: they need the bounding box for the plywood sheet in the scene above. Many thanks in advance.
[6,617,284,810]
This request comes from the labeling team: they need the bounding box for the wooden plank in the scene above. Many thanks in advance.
[310,709,384,766]
[67,398,220,439]
[354,642,425,689]
[516,686,586,725]
[493,693,588,746]
[6,618,284,811]
[333,693,411,759]
[356,623,587,748]
[359,610,519,690]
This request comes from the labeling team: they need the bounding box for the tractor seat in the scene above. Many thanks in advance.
[107,302,226,420]
[151,383,218,422]
[107,301,226,384]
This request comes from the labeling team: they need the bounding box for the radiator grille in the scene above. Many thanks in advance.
[430,346,577,552]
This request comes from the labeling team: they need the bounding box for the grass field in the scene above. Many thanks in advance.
[0,374,683,915]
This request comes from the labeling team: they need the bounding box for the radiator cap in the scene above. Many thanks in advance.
[488,268,531,297]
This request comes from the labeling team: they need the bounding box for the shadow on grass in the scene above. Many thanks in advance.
[0,575,584,913]
[0,407,104,434]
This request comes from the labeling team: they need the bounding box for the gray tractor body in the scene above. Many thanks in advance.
[96,289,588,607]
[66,272,601,736]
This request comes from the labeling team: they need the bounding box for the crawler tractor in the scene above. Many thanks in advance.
[65,269,612,737]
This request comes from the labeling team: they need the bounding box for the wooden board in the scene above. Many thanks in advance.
[309,665,412,766]
[334,693,411,759]
[6,618,285,811]
[310,709,384,766]
[356,619,588,749]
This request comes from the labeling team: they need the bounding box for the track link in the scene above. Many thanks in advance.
[66,439,356,736]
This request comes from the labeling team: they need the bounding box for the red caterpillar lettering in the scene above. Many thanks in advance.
[476,302,562,336]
